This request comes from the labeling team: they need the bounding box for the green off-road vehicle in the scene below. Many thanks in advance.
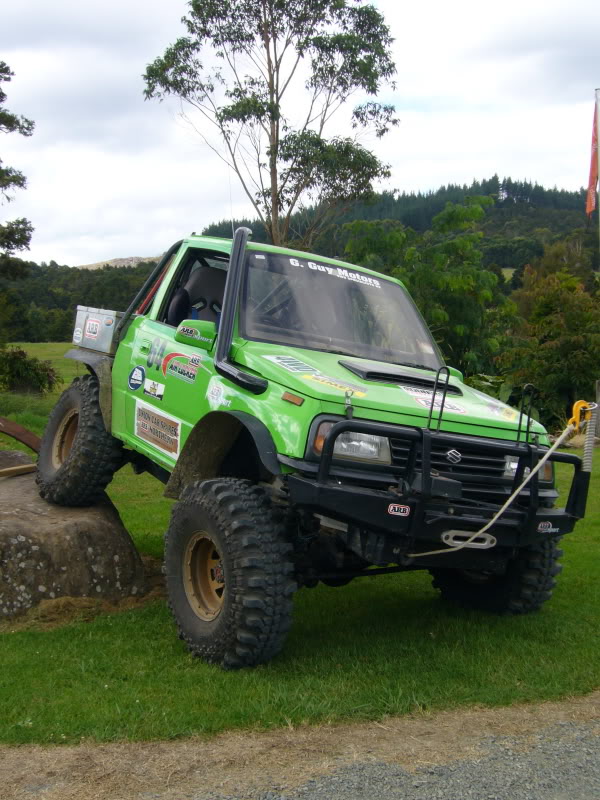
[36,227,592,668]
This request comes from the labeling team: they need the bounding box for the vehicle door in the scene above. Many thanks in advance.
[121,247,229,469]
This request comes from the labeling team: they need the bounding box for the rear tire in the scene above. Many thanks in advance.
[164,479,296,669]
[36,375,124,506]
[430,538,563,614]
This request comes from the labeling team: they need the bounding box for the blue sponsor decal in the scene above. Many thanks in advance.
[128,365,145,391]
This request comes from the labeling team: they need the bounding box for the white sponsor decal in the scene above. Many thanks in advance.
[143,378,165,400]
[288,257,381,288]
[486,403,519,422]
[135,399,181,457]
[263,355,319,374]
[400,385,466,414]
[388,504,411,517]
[73,327,82,344]
[537,521,560,533]
[207,382,231,408]
[263,355,367,397]
[179,325,199,339]
[84,318,100,339]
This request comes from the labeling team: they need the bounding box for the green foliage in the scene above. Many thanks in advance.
[144,0,397,246]
[0,62,35,275]
[0,346,62,394]
[202,176,593,265]
[341,218,410,272]
[396,200,513,375]
[502,269,600,425]
[463,373,508,400]
[0,260,156,342]
[341,198,515,375]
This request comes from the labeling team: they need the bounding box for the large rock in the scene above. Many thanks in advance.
[0,451,145,618]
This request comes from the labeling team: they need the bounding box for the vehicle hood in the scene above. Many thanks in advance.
[237,343,546,438]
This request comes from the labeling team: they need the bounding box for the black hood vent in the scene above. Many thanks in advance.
[339,359,463,396]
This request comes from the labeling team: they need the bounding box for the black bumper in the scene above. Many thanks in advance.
[285,419,588,553]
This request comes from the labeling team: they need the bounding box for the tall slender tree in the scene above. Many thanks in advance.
[1,62,34,279]
[144,0,397,247]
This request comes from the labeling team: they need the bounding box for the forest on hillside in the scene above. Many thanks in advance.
[1,176,599,425]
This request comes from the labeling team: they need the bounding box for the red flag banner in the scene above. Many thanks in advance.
[586,102,598,216]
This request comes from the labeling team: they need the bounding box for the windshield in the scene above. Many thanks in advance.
[241,250,443,370]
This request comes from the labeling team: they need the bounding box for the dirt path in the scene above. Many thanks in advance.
[2,690,599,800]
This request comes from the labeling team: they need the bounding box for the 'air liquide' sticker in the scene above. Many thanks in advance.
[128,366,145,391]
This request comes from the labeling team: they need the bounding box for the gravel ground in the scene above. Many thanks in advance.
[244,720,600,800]
[3,692,599,800]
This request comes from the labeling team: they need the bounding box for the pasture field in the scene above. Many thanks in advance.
[0,342,598,745]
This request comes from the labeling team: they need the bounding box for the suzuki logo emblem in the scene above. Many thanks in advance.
[446,449,462,464]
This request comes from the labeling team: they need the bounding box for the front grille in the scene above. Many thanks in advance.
[390,439,506,478]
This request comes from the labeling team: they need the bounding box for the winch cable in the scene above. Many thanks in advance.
[407,402,597,559]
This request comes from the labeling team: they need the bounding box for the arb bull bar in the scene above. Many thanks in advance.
[286,419,589,555]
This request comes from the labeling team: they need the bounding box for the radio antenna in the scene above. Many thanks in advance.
[228,164,234,238]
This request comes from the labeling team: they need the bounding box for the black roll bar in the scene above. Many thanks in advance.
[115,239,183,343]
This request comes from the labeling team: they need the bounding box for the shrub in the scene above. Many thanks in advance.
[0,346,62,394]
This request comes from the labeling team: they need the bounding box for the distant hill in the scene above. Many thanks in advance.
[203,176,593,260]
[75,255,160,270]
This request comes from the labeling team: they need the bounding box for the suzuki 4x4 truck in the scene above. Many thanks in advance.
[36,227,594,669]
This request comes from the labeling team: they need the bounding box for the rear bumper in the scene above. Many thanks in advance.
[284,419,588,554]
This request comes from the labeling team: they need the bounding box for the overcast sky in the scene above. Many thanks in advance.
[2,0,599,266]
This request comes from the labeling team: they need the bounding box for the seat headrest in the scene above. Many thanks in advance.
[184,266,227,306]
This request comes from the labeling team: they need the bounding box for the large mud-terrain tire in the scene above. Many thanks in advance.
[429,538,563,614]
[36,375,124,506]
[164,479,296,669]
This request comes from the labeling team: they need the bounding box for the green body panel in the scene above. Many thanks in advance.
[110,236,548,471]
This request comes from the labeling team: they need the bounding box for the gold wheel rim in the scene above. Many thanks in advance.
[51,409,79,469]
[184,532,225,621]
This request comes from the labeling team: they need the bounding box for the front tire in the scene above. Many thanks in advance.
[430,538,563,614]
[164,479,296,669]
[36,375,124,506]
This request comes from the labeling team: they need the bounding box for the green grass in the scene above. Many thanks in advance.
[0,343,599,745]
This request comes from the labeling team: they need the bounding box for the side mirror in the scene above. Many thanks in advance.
[175,319,217,351]
[447,366,464,382]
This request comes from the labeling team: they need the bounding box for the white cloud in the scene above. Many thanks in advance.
[1,0,599,265]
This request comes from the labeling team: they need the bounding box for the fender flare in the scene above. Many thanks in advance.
[164,410,281,499]
[64,348,113,430]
